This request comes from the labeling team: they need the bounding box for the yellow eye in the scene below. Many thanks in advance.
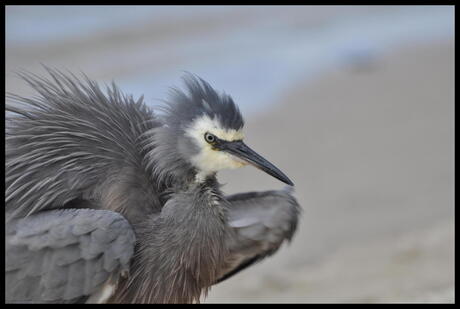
[204,132,216,144]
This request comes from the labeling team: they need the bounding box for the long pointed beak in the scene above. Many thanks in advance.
[222,140,294,186]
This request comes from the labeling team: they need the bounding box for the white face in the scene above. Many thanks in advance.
[185,115,247,177]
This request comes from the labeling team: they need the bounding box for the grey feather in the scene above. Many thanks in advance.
[5,209,136,303]
[161,72,244,131]
[217,188,301,283]
[6,67,163,221]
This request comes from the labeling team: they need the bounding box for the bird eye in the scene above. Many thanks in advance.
[204,132,216,144]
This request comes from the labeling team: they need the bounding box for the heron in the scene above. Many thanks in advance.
[5,67,301,304]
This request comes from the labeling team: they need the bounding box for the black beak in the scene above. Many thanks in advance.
[221,140,294,186]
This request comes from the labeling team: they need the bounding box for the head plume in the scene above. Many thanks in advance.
[161,73,244,131]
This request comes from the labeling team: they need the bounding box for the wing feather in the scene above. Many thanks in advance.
[216,188,301,283]
[5,209,136,303]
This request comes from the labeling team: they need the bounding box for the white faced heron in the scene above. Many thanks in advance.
[5,67,301,303]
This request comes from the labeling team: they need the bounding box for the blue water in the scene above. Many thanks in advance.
[6,6,454,116]
[6,6,237,45]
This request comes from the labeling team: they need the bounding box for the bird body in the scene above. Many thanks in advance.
[6,68,300,303]
[112,178,230,303]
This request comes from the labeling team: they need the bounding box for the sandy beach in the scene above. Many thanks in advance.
[6,6,454,304]
[206,41,454,303]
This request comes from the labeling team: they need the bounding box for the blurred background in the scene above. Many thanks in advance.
[5,5,454,303]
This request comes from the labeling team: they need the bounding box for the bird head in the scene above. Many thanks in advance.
[150,73,293,186]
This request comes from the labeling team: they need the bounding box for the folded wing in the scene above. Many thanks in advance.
[6,209,136,303]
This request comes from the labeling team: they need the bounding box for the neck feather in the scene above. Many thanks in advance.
[111,182,229,303]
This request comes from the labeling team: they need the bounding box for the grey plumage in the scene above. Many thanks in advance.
[6,68,162,221]
[6,209,135,303]
[5,68,301,303]
[218,186,300,283]
[161,73,244,131]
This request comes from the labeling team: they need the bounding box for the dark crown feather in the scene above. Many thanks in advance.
[162,73,244,131]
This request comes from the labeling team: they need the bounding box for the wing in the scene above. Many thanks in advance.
[5,209,136,303]
[216,187,301,283]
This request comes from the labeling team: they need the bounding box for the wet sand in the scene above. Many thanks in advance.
[206,41,454,303]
